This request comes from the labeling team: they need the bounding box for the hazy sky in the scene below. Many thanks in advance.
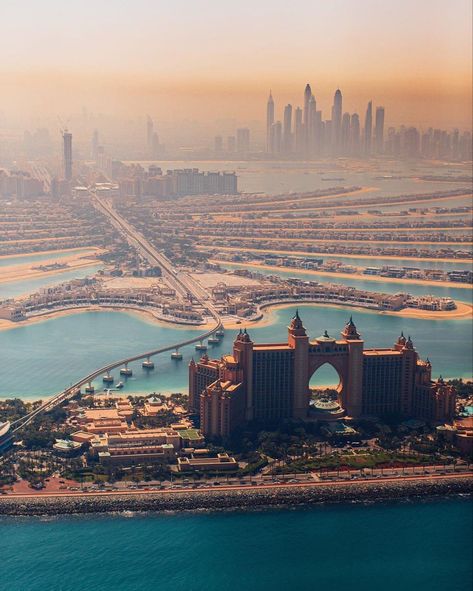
[1,0,471,128]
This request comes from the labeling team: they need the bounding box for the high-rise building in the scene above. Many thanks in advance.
[146,116,154,150]
[350,113,361,155]
[227,136,236,153]
[91,129,99,160]
[283,104,293,154]
[294,107,303,153]
[308,95,317,154]
[375,106,385,154]
[214,135,223,153]
[189,313,456,438]
[341,112,351,154]
[62,129,72,181]
[270,121,282,153]
[331,89,343,154]
[303,83,312,153]
[364,101,373,156]
[236,128,250,153]
[266,91,274,152]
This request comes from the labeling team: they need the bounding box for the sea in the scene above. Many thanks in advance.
[1,499,472,591]
[1,160,472,588]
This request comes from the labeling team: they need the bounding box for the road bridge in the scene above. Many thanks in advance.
[12,195,222,432]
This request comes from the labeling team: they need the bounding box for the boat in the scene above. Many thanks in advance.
[215,329,225,337]
[116,381,124,389]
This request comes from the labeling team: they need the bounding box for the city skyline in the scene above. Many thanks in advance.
[0,0,471,128]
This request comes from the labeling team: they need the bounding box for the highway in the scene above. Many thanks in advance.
[11,195,222,432]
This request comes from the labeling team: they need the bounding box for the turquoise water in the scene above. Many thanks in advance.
[1,499,471,591]
[0,264,102,300]
[128,159,472,202]
[1,305,471,400]
[0,248,95,268]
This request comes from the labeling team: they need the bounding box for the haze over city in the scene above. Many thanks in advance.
[1,0,472,128]
[0,2,472,590]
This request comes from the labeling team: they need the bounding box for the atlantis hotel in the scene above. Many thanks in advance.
[189,313,455,438]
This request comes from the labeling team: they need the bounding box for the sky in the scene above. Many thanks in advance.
[1,0,472,129]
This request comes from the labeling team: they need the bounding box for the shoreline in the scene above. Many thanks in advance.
[197,245,473,265]
[0,305,206,333]
[0,246,100,261]
[0,475,470,517]
[1,296,471,334]
[0,258,101,285]
[215,259,473,290]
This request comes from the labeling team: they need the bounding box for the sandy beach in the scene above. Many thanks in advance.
[214,259,473,290]
[0,251,102,285]
[0,246,100,261]
[1,296,471,335]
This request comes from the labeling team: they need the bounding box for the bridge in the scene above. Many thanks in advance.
[11,196,222,433]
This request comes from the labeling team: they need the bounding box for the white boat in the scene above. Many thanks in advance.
[116,381,124,389]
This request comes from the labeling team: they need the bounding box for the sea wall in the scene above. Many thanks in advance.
[0,477,471,516]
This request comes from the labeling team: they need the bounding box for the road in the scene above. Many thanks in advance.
[3,469,472,500]
[11,194,222,432]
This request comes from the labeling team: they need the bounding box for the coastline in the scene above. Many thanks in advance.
[0,246,100,261]
[197,245,473,265]
[0,475,470,517]
[0,258,101,285]
[215,259,473,291]
[1,297,471,334]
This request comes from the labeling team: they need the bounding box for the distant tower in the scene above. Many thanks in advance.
[308,95,316,155]
[294,107,303,153]
[266,91,274,153]
[283,104,293,154]
[331,89,343,154]
[350,113,361,155]
[62,129,72,181]
[270,121,282,153]
[146,116,154,150]
[375,106,385,154]
[364,101,373,156]
[303,84,312,153]
[91,129,99,160]
[341,112,351,154]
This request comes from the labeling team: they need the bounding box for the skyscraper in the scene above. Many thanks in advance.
[308,95,317,154]
[331,88,343,154]
[341,112,351,154]
[91,129,99,160]
[270,121,282,153]
[146,115,154,150]
[350,113,361,155]
[62,129,72,181]
[266,91,274,152]
[236,128,250,153]
[364,101,373,156]
[375,106,385,154]
[303,83,312,153]
[282,104,293,154]
[294,107,303,153]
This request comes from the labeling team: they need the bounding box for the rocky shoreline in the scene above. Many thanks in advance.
[0,477,471,517]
